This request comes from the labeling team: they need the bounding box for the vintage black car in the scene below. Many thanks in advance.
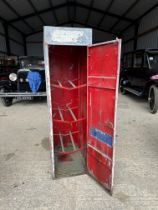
[0,56,19,106]
[120,49,158,113]
[0,56,46,106]
[0,56,18,82]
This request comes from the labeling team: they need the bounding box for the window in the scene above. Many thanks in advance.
[134,53,142,67]
[143,54,148,68]
[148,54,158,69]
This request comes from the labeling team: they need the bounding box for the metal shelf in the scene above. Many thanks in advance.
[53,105,85,123]
[51,79,86,90]
[54,130,84,155]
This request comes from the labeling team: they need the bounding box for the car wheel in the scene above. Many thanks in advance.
[120,85,127,95]
[119,78,128,95]
[0,88,13,107]
[148,85,158,114]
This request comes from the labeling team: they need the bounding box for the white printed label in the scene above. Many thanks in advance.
[51,30,84,43]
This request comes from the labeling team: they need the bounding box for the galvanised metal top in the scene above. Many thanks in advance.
[44,26,92,46]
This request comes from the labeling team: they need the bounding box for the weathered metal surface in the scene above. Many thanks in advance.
[87,40,121,192]
[44,43,55,178]
[44,26,121,193]
[44,26,92,46]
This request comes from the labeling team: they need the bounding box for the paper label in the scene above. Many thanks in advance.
[51,30,84,43]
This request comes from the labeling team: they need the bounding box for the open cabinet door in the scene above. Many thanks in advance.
[87,39,121,192]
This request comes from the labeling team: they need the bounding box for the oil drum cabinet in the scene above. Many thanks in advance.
[44,26,121,192]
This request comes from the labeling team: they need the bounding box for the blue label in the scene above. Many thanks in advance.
[90,128,112,147]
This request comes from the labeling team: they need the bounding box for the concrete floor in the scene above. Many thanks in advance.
[0,94,158,210]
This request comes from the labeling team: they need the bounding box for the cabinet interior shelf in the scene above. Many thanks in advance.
[52,105,85,123]
[51,79,86,90]
[54,130,83,155]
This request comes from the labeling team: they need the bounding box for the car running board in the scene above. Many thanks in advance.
[0,92,47,97]
[124,87,143,96]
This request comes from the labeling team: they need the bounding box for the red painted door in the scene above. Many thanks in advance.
[87,40,121,192]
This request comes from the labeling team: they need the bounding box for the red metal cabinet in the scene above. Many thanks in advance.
[44,26,121,193]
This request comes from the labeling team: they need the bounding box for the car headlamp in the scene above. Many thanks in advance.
[9,73,17,82]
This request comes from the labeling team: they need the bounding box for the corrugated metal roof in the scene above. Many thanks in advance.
[88,11,103,26]
[0,1,17,20]
[0,0,157,37]
[93,29,115,42]
[113,20,129,33]
[27,32,43,41]
[122,40,134,52]
[93,0,112,11]
[100,16,118,30]
[127,0,158,19]
[75,8,88,23]
[109,0,137,15]
[5,0,34,16]
[51,0,67,7]
[8,27,23,43]
[10,40,24,55]
[137,29,158,49]
[26,16,43,29]
[31,0,50,11]
[122,25,135,40]
[0,23,4,34]
[55,7,69,23]
[40,11,57,25]
[0,35,7,52]
[12,21,33,34]
[77,0,92,6]
[138,6,158,34]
